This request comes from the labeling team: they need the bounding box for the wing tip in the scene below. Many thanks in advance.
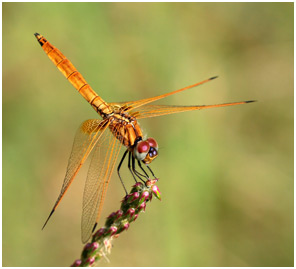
[81,222,98,243]
[92,222,98,233]
[209,76,218,80]
[42,208,55,230]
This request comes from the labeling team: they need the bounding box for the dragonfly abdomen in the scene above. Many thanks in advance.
[34,33,112,117]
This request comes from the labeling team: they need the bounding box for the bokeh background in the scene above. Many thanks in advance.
[3,2,293,267]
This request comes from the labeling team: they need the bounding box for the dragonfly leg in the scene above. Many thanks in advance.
[128,151,138,183]
[131,155,147,183]
[146,164,157,179]
[117,149,129,195]
[137,160,149,178]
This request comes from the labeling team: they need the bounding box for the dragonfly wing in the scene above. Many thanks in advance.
[109,78,253,116]
[112,77,218,112]
[129,101,254,119]
[42,119,110,229]
[81,124,123,243]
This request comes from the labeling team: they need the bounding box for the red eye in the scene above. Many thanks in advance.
[137,141,150,153]
[147,138,158,149]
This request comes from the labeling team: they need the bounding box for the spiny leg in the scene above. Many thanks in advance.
[117,149,129,195]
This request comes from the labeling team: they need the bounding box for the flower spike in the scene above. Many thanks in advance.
[151,185,161,200]
[72,178,161,266]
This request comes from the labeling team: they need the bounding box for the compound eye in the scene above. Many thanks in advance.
[147,137,158,150]
[137,141,150,153]
[134,141,150,161]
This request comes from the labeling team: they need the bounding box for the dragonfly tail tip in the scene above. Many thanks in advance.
[245,100,257,103]
[34,33,41,39]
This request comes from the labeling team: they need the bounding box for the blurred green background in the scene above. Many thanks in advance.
[3,2,293,267]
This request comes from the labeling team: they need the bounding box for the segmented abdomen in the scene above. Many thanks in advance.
[34,33,112,116]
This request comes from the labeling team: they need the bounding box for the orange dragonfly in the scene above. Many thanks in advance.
[35,33,254,243]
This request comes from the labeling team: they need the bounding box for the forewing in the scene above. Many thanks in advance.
[109,77,217,113]
[128,102,252,119]
[42,119,109,229]
[81,124,123,243]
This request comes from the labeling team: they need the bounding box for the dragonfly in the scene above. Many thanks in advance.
[35,33,254,243]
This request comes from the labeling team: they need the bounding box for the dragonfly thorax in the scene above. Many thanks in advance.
[108,112,159,164]
[109,112,143,147]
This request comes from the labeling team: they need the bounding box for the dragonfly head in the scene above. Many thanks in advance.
[134,137,158,164]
